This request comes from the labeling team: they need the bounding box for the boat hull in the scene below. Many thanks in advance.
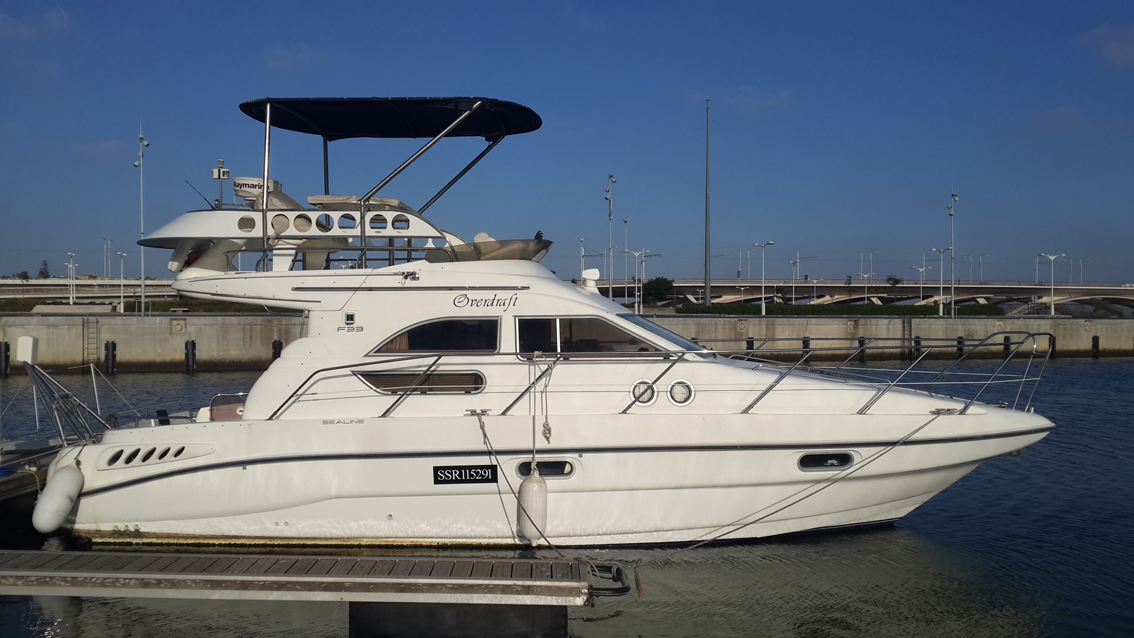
[59,413,1052,547]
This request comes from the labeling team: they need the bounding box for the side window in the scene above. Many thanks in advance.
[373,319,498,353]
[518,318,557,355]
[358,372,485,394]
[561,318,655,353]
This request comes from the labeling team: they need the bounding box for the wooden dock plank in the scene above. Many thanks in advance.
[347,559,375,576]
[491,562,513,579]
[82,554,122,572]
[37,553,86,572]
[389,559,416,577]
[409,560,435,577]
[265,558,297,575]
[118,555,162,573]
[286,558,318,576]
[204,557,239,574]
[307,558,338,577]
[105,555,143,572]
[163,556,199,574]
[431,560,455,579]
[224,557,261,575]
[512,561,532,580]
[552,562,570,580]
[0,552,34,568]
[328,559,357,576]
[139,555,180,574]
[180,557,220,574]
[532,561,551,580]
[368,559,396,577]
[471,561,493,578]
[451,561,473,578]
[243,557,276,575]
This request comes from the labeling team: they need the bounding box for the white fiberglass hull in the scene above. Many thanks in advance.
[52,410,1052,546]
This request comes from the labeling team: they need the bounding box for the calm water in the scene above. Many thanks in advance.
[0,360,1131,636]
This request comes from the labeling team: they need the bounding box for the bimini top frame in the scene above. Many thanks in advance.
[239,97,543,269]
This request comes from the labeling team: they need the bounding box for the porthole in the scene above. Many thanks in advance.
[107,449,123,466]
[316,213,334,232]
[338,213,357,230]
[124,448,141,465]
[157,447,171,460]
[799,453,853,471]
[517,460,575,479]
[668,380,695,406]
[293,214,313,232]
[173,446,185,458]
[140,447,156,463]
[237,216,256,233]
[369,214,388,230]
[630,380,657,406]
[392,214,410,230]
[271,214,290,234]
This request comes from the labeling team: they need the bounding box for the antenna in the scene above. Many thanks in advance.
[185,180,216,209]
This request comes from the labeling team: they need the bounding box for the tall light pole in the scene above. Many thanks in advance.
[67,252,75,305]
[911,262,931,302]
[579,239,584,279]
[704,99,711,307]
[133,129,150,317]
[623,218,629,302]
[1039,253,1064,316]
[979,254,988,283]
[754,241,773,315]
[932,247,948,316]
[735,249,742,279]
[947,192,958,318]
[117,252,126,311]
[605,173,616,301]
[868,250,878,288]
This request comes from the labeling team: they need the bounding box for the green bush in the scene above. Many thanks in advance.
[676,302,1005,316]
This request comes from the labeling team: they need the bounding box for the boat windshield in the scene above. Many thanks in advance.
[619,315,711,357]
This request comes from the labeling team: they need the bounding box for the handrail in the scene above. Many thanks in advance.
[380,356,442,418]
[621,352,687,414]
[267,354,434,419]
[742,350,813,414]
[500,354,562,416]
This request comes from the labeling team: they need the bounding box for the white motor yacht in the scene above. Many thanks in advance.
[32,97,1054,546]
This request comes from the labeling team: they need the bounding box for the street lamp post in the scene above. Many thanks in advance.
[133,129,150,317]
[753,241,773,316]
[932,248,948,316]
[623,218,629,303]
[1039,253,1064,316]
[911,263,930,303]
[947,192,958,318]
[605,174,616,301]
[67,252,75,305]
[117,252,126,311]
[736,249,742,280]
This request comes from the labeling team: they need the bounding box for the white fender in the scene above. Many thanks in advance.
[32,463,84,534]
[517,467,547,543]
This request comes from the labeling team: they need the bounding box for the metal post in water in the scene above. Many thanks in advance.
[704,100,711,307]
[90,364,100,416]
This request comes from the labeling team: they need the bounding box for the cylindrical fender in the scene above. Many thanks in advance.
[32,463,84,534]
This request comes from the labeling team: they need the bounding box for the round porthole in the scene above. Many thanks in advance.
[338,213,357,229]
[369,214,388,230]
[271,214,290,234]
[392,214,410,230]
[668,380,695,406]
[630,380,656,406]
[316,213,334,232]
[237,216,256,232]
[293,214,312,232]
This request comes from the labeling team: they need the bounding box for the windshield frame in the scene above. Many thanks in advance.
[618,314,713,358]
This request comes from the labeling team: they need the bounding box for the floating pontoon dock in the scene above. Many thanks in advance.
[0,549,622,637]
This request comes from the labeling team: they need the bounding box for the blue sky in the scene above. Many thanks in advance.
[2,1,1132,283]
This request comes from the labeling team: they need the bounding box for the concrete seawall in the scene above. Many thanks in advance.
[1,314,1130,374]
[0,314,304,373]
[652,315,1134,359]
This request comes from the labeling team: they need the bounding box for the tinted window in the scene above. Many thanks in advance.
[375,319,498,353]
[799,453,853,470]
[560,318,657,353]
[358,372,485,394]
[518,318,557,355]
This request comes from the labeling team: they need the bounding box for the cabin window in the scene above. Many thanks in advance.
[799,453,853,471]
[517,460,575,479]
[560,318,657,353]
[518,318,557,355]
[373,319,498,353]
[517,317,660,357]
[358,371,485,394]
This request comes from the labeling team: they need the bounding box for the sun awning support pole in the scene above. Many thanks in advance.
[357,100,483,265]
[418,135,504,215]
[322,136,330,195]
[258,101,273,272]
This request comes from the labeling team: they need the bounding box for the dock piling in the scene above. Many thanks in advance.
[272,339,283,360]
[104,341,117,375]
[0,341,8,378]
[185,340,196,375]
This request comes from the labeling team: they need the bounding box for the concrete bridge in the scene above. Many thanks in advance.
[598,278,1134,316]
[0,279,176,303]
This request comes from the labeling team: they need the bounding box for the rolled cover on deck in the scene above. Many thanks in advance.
[239,97,542,141]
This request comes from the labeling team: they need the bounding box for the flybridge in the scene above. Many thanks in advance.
[140,97,551,275]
